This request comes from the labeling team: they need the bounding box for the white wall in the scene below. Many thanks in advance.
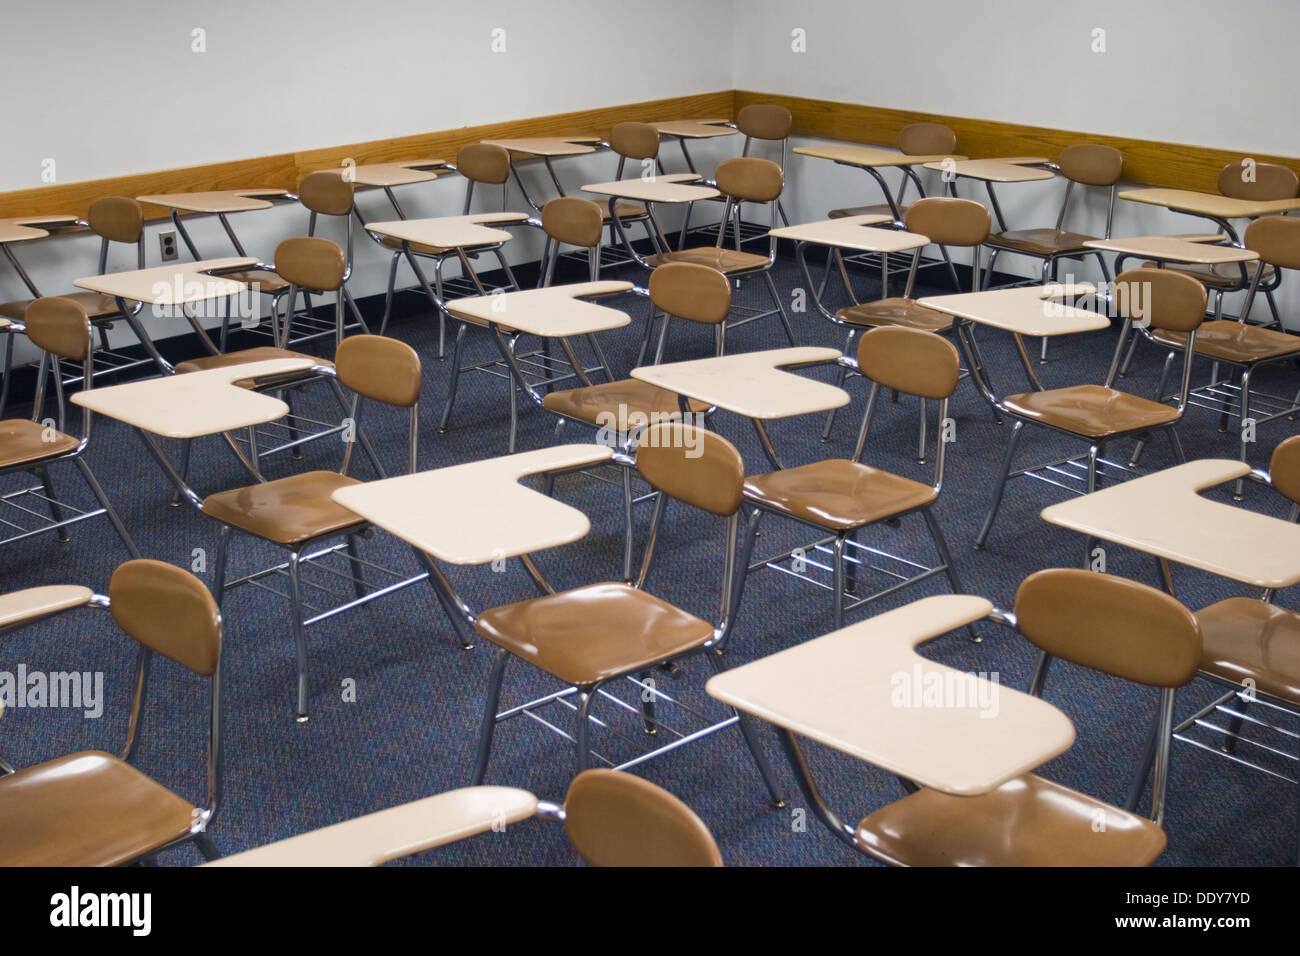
[735,0,1300,322]
[0,0,738,358]
[4,0,1299,362]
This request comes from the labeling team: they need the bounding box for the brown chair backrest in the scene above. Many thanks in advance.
[335,334,421,408]
[109,560,221,676]
[274,236,346,292]
[904,197,990,247]
[1014,568,1200,688]
[636,422,744,517]
[610,122,660,161]
[564,769,723,867]
[456,144,511,185]
[87,197,144,244]
[541,197,603,248]
[24,296,90,361]
[648,261,731,324]
[1245,215,1300,270]
[1269,434,1300,506]
[856,326,960,400]
[1058,144,1123,186]
[715,157,783,203]
[736,104,792,141]
[898,122,957,156]
[1218,161,1299,201]
[298,170,355,217]
[1112,268,1206,332]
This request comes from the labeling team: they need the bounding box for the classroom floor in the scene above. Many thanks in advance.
[3,244,1296,866]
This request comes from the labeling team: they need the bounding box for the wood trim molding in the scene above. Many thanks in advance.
[735,90,1300,194]
[0,90,735,221]
[5,86,1297,220]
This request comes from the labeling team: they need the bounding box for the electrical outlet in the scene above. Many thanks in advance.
[159,231,179,262]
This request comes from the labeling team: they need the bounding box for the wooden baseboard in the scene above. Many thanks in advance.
[4,86,1297,221]
[0,90,735,222]
[735,90,1300,194]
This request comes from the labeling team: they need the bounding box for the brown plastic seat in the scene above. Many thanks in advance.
[828,203,900,220]
[202,471,363,546]
[0,751,198,866]
[643,246,771,273]
[1001,384,1181,438]
[0,559,223,865]
[1196,598,1300,705]
[0,290,135,322]
[1142,260,1273,291]
[542,379,708,427]
[475,582,715,686]
[987,227,1098,256]
[853,568,1197,867]
[835,296,952,332]
[1149,320,1300,363]
[564,769,723,867]
[0,417,79,467]
[744,460,937,531]
[856,774,1167,867]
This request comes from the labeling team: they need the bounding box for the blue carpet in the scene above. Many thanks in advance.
[1,246,1296,866]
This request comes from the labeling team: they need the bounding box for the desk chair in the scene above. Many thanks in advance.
[856,568,1192,866]
[586,122,669,263]
[1166,435,1300,864]
[684,104,794,247]
[975,269,1207,550]
[528,263,726,578]
[1146,161,1297,323]
[0,559,224,864]
[821,197,993,447]
[373,144,522,357]
[984,144,1122,362]
[470,422,783,806]
[1134,215,1300,497]
[744,327,974,634]
[154,335,423,721]
[0,198,151,399]
[645,157,794,345]
[830,123,957,223]
[219,171,368,352]
[820,124,963,302]
[0,296,139,559]
[172,237,385,479]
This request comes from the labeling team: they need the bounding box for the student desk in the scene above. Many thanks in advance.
[1120,187,1300,244]
[206,786,539,867]
[916,282,1107,403]
[653,118,737,176]
[770,213,929,311]
[794,143,966,224]
[0,585,96,633]
[137,189,293,260]
[707,593,1075,844]
[1041,458,1300,591]
[630,346,848,468]
[481,137,602,210]
[1083,234,1259,271]
[73,257,258,374]
[347,159,451,218]
[445,281,635,450]
[922,157,1054,231]
[581,177,719,268]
